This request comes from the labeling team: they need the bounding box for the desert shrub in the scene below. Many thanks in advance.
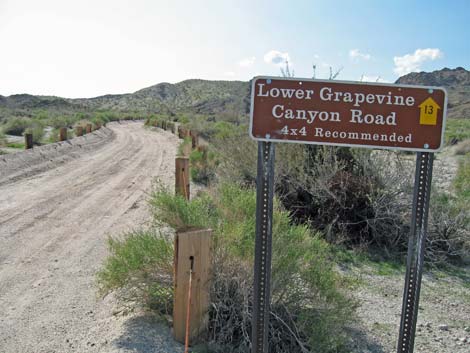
[445,119,470,145]
[190,147,217,185]
[98,183,356,353]
[454,140,470,155]
[428,192,470,264]
[48,116,70,129]
[97,229,174,313]
[24,121,45,144]
[3,117,31,136]
[0,130,6,146]
[213,129,412,249]
[454,155,470,201]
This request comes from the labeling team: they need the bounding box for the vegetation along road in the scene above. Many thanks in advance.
[0,122,183,353]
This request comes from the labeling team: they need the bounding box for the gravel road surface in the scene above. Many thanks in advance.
[0,122,183,353]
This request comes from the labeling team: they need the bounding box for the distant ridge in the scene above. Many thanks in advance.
[1,68,469,121]
[395,67,470,119]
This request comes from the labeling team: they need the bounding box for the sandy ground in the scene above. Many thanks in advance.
[0,122,184,353]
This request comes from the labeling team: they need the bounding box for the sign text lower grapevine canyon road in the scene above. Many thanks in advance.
[250,77,447,152]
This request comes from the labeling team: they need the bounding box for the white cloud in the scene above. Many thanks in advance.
[349,49,371,61]
[224,71,235,77]
[393,48,443,76]
[239,56,255,67]
[264,50,291,66]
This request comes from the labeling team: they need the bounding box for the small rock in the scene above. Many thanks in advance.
[459,337,466,342]
[438,324,449,331]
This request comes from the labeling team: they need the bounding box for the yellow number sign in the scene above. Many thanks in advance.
[418,97,440,125]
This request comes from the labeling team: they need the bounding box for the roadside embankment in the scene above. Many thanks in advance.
[0,124,115,186]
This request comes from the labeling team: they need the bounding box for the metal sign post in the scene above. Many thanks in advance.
[397,152,434,353]
[252,141,275,353]
[248,76,447,353]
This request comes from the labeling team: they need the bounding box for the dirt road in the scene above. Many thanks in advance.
[0,122,183,353]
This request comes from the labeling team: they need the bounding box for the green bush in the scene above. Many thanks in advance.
[0,130,6,146]
[97,229,174,313]
[454,156,470,202]
[48,116,70,129]
[190,147,217,185]
[428,191,470,264]
[3,117,31,136]
[100,183,357,353]
[445,119,470,144]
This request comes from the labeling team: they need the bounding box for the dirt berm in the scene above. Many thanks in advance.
[0,125,115,186]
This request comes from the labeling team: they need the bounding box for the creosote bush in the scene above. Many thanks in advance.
[190,146,217,185]
[98,182,357,353]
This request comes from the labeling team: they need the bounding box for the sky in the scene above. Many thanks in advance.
[0,0,468,98]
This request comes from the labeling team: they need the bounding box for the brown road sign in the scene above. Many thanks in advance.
[250,76,447,152]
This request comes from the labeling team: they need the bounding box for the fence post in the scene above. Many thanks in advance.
[59,127,67,141]
[190,131,199,149]
[76,126,84,137]
[25,133,33,149]
[175,157,190,200]
[86,124,92,134]
[173,229,212,344]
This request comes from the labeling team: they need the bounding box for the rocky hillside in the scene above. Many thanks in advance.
[1,67,468,121]
[0,79,250,120]
[396,67,470,119]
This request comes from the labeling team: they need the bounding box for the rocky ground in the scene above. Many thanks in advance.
[347,264,470,353]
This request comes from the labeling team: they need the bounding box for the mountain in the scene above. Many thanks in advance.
[395,67,470,119]
[0,79,250,121]
[1,67,469,122]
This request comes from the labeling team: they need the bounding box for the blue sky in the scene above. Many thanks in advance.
[0,0,468,98]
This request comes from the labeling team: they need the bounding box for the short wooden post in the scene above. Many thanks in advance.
[197,145,208,160]
[59,127,67,141]
[178,126,183,139]
[76,126,84,137]
[173,229,212,344]
[25,133,33,149]
[190,131,199,149]
[86,124,92,134]
[175,157,190,200]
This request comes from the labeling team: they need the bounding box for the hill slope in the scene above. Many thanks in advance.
[0,79,250,120]
[1,67,468,121]
[396,67,470,119]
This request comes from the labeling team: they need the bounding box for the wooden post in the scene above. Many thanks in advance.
[59,127,67,141]
[175,157,190,200]
[86,124,92,134]
[191,132,199,149]
[76,126,84,137]
[197,145,208,160]
[173,229,212,344]
[25,133,33,149]
[178,126,185,139]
